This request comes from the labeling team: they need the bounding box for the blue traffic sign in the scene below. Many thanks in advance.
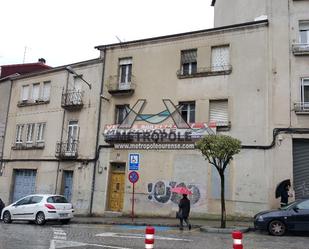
[129,153,140,170]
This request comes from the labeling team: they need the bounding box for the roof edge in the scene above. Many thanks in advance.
[95,19,268,50]
[9,58,102,81]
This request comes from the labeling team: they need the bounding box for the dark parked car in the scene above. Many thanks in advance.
[254,199,309,236]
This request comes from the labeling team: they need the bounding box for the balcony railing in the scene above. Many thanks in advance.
[106,75,136,96]
[61,90,84,110]
[177,65,232,79]
[55,140,78,159]
[294,102,309,114]
[12,141,45,150]
[292,43,309,55]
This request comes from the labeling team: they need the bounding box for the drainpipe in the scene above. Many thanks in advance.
[0,78,13,176]
[54,72,70,194]
[89,52,106,215]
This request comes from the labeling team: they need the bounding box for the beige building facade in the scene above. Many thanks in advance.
[0,59,103,214]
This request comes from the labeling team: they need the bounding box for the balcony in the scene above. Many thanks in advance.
[55,140,78,159]
[61,90,84,110]
[294,102,309,114]
[177,65,232,79]
[106,75,136,96]
[292,44,309,55]
[12,141,45,150]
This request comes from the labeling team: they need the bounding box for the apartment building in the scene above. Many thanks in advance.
[0,59,103,214]
[91,20,271,217]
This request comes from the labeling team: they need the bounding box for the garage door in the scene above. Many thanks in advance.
[12,169,37,202]
[293,139,309,199]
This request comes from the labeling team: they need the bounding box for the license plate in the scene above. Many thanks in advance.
[59,213,68,217]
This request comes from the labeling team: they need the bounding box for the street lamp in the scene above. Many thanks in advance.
[65,66,92,89]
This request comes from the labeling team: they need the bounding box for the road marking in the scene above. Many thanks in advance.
[50,239,131,249]
[95,232,192,242]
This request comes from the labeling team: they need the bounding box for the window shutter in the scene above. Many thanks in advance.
[209,100,228,126]
[211,46,230,70]
[21,85,29,101]
[43,82,51,101]
[119,58,132,65]
[300,21,309,31]
[32,84,40,100]
[181,50,197,64]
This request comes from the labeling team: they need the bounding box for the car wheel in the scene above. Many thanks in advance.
[268,220,286,236]
[35,212,46,225]
[60,219,70,225]
[3,211,12,224]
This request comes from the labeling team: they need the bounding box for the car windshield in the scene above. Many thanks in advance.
[280,200,297,210]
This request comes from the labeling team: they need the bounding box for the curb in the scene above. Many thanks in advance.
[200,226,251,234]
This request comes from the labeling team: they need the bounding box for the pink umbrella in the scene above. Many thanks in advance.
[170,186,192,195]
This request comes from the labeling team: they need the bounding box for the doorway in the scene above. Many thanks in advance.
[108,163,126,212]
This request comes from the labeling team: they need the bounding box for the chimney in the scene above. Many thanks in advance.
[38,58,46,64]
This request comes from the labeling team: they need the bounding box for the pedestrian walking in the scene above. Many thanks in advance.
[178,194,191,230]
[280,184,292,207]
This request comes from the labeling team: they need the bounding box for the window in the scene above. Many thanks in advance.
[115,105,130,124]
[43,81,51,101]
[47,196,68,203]
[15,124,24,143]
[179,101,195,123]
[29,196,43,204]
[211,45,230,71]
[15,196,31,206]
[36,123,46,142]
[300,21,309,44]
[181,49,197,75]
[119,58,132,85]
[297,200,309,210]
[32,83,40,101]
[209,100,229,127]
[26,123,35,143]
[21,85,29,101]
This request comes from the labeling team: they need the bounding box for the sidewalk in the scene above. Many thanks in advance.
[72,216,253,233]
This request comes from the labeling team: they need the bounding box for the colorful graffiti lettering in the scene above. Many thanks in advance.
[147,181,201,205]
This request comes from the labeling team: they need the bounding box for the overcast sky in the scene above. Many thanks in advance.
[0,0,214,67]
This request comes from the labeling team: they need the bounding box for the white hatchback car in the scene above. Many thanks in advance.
[1,194,74,225]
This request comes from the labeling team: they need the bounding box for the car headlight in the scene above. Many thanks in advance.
[257,215,264,222]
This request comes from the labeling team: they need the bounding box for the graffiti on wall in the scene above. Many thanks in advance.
[147,181,201,205]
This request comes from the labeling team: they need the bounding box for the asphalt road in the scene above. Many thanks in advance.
[0,221,309,249]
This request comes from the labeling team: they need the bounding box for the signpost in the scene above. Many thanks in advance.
[129,153,140,170]
[128,171,139,221]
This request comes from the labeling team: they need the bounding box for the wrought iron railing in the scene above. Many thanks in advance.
[176,65,232,78]
[55,140,78,158]
[61,90,84,108]
[292,43,309,55]
[294,102,309,113]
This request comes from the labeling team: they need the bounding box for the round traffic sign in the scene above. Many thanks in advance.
[128,171,139,184]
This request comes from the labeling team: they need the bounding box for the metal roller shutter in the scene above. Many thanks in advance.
[293,139,309,199]
[209,100,228,126]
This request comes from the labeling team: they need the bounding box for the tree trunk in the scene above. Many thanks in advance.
[220,171,226,228]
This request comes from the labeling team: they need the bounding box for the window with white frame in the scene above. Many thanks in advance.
[115,105,130,124]
[42,81,51,101]
[36,123,46,142]
[211,45,230,71]
[26,123,35,143]
[15,124,24,143]
[301,79,309,107]
[300,21,309,44]
[209,100,229,127]
[32,83,40,101]
[119,58,132,85]
[179,101,195,123]
[181,49,197,75]
[21,85,29,101]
